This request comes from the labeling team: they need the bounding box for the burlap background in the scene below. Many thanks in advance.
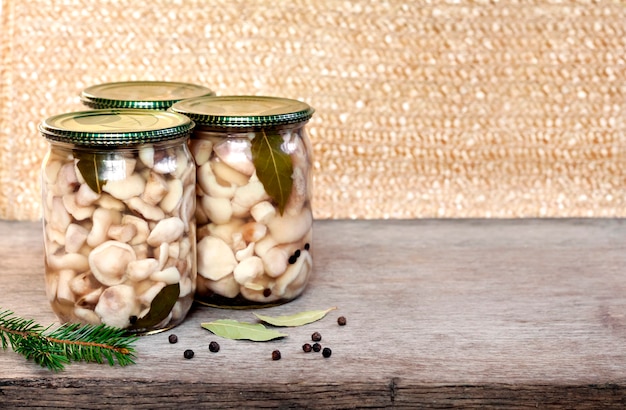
[1,1,624,221]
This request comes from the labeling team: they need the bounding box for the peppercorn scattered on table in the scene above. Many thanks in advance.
[2,219,626,408]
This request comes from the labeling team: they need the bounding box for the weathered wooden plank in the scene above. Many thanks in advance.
[1,380,626,409]
[1,219,626,408]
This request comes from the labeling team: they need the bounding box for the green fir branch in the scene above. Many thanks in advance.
[0,308,138,371]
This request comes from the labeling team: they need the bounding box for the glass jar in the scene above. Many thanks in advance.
[80,81,215,110]
[39,109,197,334]
[170,96,315,308]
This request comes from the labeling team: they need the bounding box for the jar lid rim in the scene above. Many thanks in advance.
[170,95,314,128]
[80,81,215,110]
[39,109,195,146]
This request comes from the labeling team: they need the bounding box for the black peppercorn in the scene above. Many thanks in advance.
[288,254,298,264]
[168,334,178,344]
[322,347,332,358]
[263,288,272,298]
[129,315,138,325]
[272,350,281,360]
[184,349,194,359]
[304,243,310,251]
[312,342,321,352]
[337,316,347,326]
[302,343,312,353]
[209,341,220,353]
[311,331,322,342]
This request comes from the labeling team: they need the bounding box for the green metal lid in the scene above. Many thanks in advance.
[80,81,215,110]
[39,109,195,146]
[169,95,315,129]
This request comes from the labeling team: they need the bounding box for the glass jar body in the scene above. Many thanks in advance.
[41,138,197,333]
[192,124,313,307]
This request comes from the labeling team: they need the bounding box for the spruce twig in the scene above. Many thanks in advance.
[0,308,138,371]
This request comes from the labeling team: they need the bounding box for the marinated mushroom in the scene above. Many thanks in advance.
[201,196,232,225]
[75,183,101,206]
[125,258,160,282]
[87,208,122,248]
[198,162,236,199]
[212,160,250,186]
[126,197,166,221]
[89,241,136,286]
[197,236,237,281]
[147,217,185,247]
[102,173,146,201]
[62,193,95,221]
[233,256,264,286]
[64,223,89,254]
[160,179,183,213]
[213,138,255,176]
[142,171,169,205]
[94,285,140,328]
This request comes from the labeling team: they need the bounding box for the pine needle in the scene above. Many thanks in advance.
[0,308,138,371]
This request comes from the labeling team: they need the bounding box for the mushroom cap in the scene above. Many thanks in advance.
[190,139,213,166]
[121,214,150,245]
[147,217,185,247]
[88,240,137,286]
[94,284,139,328]
[197,236,237,281]
[267,209,313,244]
[201,196,232,225]
[233,256,264,286]
[213,138,255,176]
[65,223,89,254]
[160,179,184,213]
[212,160,249,186]
[142,171,169,205]
[200,274,240,299]
[102,173,146,201]
[126,258,160,282]
[179,184,196,230]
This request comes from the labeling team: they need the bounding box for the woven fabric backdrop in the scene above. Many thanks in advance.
[1,0,625,221]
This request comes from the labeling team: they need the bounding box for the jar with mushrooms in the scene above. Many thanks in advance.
[40,109,197,334]
[170,96,315,307]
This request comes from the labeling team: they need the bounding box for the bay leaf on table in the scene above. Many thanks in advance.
[201,319,288,341]
[253,307,337,327]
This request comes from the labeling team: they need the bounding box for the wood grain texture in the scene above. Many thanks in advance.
[1,219,626,408]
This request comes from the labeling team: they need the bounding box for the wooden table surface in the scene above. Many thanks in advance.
[1,218,626,408]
